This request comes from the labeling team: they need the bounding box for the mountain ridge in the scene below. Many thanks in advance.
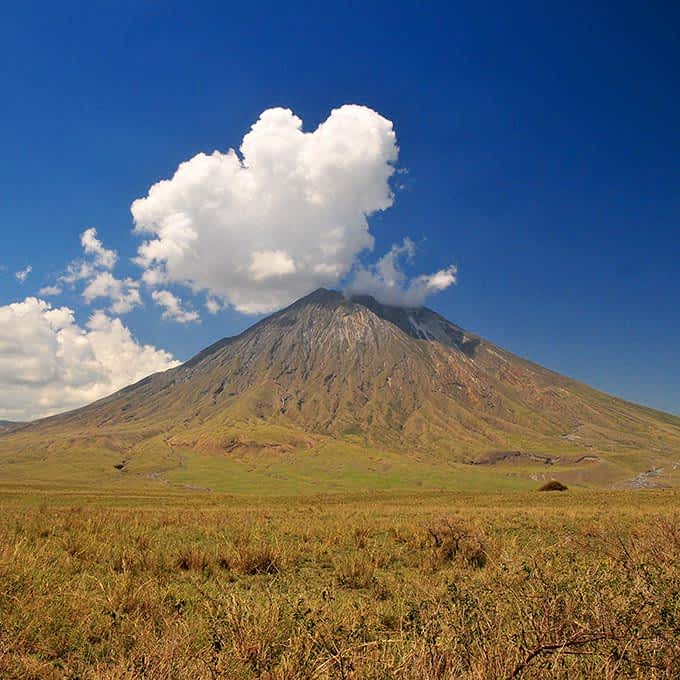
[2,288,680,491]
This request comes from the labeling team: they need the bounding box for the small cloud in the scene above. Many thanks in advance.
[59,228,117,288]
[140,267,168,287]
[205,297,221,314]
[57,229,141,315]
[82,272,142,314]
[345,238,457,307]
[60,261,95,285]
[15,265,32,283]
[81,228,117,270]
[39,285,63,296]
[151,290,200,324]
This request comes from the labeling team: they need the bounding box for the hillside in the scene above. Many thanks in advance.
[2,288,680,492]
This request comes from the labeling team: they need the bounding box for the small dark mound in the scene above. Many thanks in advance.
[539,480,568,491]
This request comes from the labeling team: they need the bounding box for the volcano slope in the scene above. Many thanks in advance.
[2,288,680,492]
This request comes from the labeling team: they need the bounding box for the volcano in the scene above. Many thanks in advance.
[3,288,680,491]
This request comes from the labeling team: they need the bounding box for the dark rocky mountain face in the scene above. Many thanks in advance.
[3,288,680,486]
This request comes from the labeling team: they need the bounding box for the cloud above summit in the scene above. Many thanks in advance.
[345,238,457,307]
[131,105,405,313]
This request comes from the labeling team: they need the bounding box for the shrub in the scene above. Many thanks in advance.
[422,517,487,571]
[335,552,376,588]
[175,548,210,572]
[220,538,282,575]
[539,480,568,491]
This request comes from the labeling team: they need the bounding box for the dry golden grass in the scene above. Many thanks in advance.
[0,488,678,678]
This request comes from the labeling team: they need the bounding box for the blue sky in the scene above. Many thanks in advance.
[1,1,679,418]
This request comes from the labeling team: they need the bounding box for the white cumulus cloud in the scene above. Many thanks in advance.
[55,228,143,315]
[248,250,297,281]
[151,290,200,324]
[0,298,179,421]
[131,104,399,314]
[345,238,457,307]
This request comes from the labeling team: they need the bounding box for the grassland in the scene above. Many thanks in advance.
[4,413,679,496]
[1,486,678,678]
